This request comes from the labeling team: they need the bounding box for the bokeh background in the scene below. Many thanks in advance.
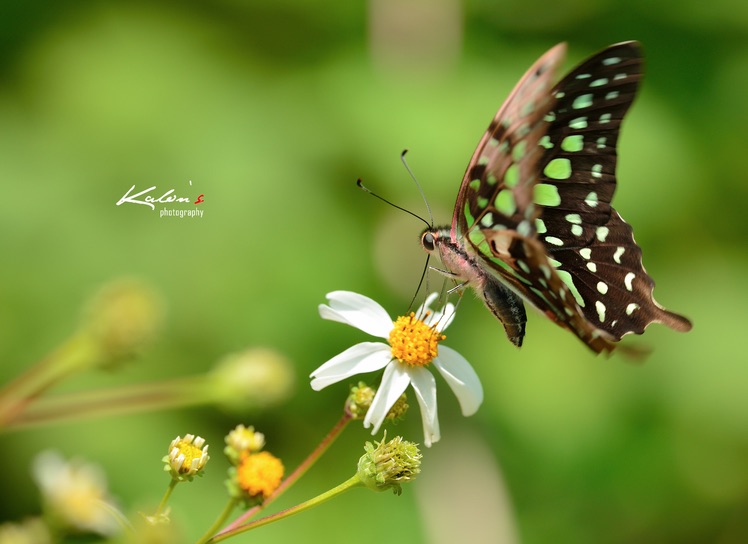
[1,0,747,542]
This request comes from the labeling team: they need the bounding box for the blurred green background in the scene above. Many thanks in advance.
[1,0,747,542]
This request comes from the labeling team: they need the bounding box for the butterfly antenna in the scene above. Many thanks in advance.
[400,149,434,226]
[356,178,431,229]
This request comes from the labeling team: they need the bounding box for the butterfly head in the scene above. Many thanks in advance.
[420,227,454,257]
[420,229,438,253]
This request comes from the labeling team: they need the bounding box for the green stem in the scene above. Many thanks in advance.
[209,475,363,542]
[155,480,179,518]
[0,334,98,427]
[218,412,351,534]
[195,498,239,544]
[4,375,212,431]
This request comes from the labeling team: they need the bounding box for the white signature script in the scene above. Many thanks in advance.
[116,185,197,210]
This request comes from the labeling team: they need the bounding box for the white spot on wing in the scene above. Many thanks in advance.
[595,301,606,322]
[624,272,636,291]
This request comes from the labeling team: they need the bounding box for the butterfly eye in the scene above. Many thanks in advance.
[421,232,437,252]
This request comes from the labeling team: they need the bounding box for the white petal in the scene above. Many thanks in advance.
[363,362,411,435]
[407,366,440,447]
[429,302,457,332]
[433,345,483,416]
[310,342,391,390]
[417,293,456,332]
[415,292,439,321]
[319,291,393,338]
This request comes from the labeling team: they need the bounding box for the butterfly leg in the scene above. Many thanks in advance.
[428,264,461,278]
[447,281,469,295]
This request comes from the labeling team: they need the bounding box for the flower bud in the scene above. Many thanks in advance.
[209,348,295,413]
[356,434,421,495]
[81,278,163,366]
[224,424,265,465]
[163,434,209,481]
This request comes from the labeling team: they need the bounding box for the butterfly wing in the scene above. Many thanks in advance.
[535,41,692,340]
[452,43,566,240]
[452,42,690,353]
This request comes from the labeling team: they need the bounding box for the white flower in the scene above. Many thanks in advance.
[31,451,120,537]
[311,291,483,447]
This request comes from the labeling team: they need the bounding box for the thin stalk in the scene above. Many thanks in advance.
[4,375,211,431]
[196,498,239,544]
[209,476,363,542]
[218,412,352,535]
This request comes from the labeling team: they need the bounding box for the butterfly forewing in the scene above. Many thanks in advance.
[536,42,642,248]
[534,42,692,340]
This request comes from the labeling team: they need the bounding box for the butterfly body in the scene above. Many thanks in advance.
[421,41,692,354]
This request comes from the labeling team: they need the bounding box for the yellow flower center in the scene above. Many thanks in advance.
[388,313,445,367]
[174,442,205,474]
[237,451,285,500]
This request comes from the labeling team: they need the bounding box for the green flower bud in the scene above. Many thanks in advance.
[209,348,295,413]
[357,434,421,495]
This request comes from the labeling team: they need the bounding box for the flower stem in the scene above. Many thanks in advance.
[0,334,98,428]
[195,498,239,544]
[209,475,363,542]
[155,479,179,518]
[4,375,212,431]
[217,412,351,535]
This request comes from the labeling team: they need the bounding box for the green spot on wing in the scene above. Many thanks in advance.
[535,218,547,234]
[489,256,514,274]
[511,141,527,161]
[569,117,588,129]
[469,179,480,191]
[494,190,517,216]
[585,191,598,207]
[556,269,585,307]
[561,135,584,152]
[504,164,519,188]
[572,93,593,109]
[543,158,572,180]
[539,135,553,149]
[534,183,561,206]
[464,201,475,228]
[468,229,486,248]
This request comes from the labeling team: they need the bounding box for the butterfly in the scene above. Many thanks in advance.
[420,41,692,354]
